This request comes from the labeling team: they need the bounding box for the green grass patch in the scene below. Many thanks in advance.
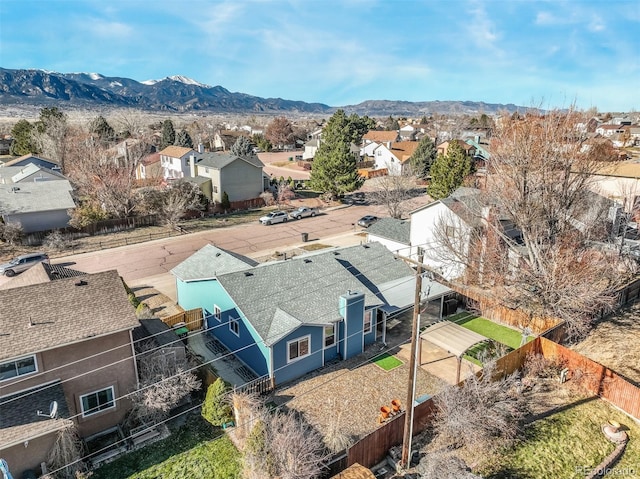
[479,397,640,479]
[91,415,240,479]
[373,352,403,371]
[453,313,532,350]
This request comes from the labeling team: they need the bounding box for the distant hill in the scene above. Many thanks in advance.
[0,68,522,115]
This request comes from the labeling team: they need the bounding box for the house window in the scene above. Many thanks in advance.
[377,150,382,156]
[363,310,373,334]
[287,336,310,363]
[324,325,335,348]
[0,356,37,381]
[445,225,457,238]
[80,386,115,417]
[213,186,218,193]
[214,305,221,322]
[229,318,240,337]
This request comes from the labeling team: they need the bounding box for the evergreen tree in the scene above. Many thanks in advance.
[176,129,193,148]
[160,119,176,149]
[410,135,438,180]
[252,133,271,152]
[309,110,364,199]
[346,113,376,145]
[384,115,400,131]
[231,135,253,157]
[221,191,231,210]
[10,119,36,155]
[201,378,232,426]
[428,141,473,200]
[89,115,115,144]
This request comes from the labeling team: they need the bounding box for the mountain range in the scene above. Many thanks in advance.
[0,68,521,116]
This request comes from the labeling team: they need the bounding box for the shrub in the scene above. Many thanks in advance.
[128,292,141,308]
[43,230,70,251]
[202,378,232,426]
[0,221,23,245]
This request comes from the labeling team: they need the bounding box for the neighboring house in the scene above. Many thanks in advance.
[211,130,250,151]
[0,137,13,155]
[410,188,484,281]
[436,139,477,158]
[399,124,417,140]
[591,162,640,212]
[595,124,625,137]
[372,141,419,176]
[366,218,412,257]
[303,138,321,160]
[465,138,491,161]
[159,146,196,180]
[0,270,140,477]
[186,152,265,203]
[135,152,162,181]
[0,154,60,171]
[0,163,67,184]
[172,242,451,386]
[362,130,399,146]
[0,180,75,233]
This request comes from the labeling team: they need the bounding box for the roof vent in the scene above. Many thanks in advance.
[75,279,88,286]
[304,259,312,263]
[215,252,221,257]
[11,186,20,193]
[333,251,340,255]
[243,271,253,277]
[363,244,370,249]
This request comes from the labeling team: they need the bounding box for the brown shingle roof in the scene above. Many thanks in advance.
[0,270,139,361]
[390,141,419,162]
[141,152,161,166]
[363,130,398,142]
[158,146,194,158]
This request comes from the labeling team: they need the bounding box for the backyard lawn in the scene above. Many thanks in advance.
[91,415,241,479]
[449,312,532,350]
[479,397,640,479]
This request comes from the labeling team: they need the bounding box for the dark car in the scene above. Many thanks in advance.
[0,252,50,277]
[357,215,379,228]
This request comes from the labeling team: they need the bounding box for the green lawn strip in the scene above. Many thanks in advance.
[373,352,403,371]
[456,315,530,350]
[91,415,240,479]
[479,398,640,479]
[447,311,478,323]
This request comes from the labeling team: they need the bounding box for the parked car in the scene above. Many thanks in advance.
[259,211,289,225]
[0,252,50,277]
[289,207,318,220]
[357,215,379,228]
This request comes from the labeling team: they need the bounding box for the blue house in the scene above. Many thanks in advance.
[171,242,424,386]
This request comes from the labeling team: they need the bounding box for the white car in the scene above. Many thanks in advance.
[259,211,289,225]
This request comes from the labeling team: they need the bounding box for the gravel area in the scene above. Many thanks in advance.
[269,310,447,442]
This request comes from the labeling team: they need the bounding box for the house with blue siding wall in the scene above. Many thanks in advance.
[171,242,428,386]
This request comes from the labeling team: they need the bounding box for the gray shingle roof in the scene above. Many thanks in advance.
[217,242,414,346]
[194,151,264,170]
[0,180,75,214]
[0,270,139,361]
[0,262,86,291]
[0,381,72,449]
[367,218,411,245]
[171,244,258,281]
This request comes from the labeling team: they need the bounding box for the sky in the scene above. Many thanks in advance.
[1,0,639,112]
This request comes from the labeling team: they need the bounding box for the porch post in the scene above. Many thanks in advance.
[456,356,462,384]
[440,296,444,320]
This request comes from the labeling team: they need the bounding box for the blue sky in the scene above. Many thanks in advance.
[1,0,638,112]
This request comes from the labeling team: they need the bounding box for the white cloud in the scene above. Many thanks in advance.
[588,14,605,32]
[83,18,134,38]
[535,11,557,26]
[466,0,500,50]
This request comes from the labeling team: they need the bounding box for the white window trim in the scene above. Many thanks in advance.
[0,355,38,383]
[229,318,240,337]
[214,305,221,322]
[287,335,311,364]
[80,386,115,418]
[363,310,373,334]
[324,324,336,348]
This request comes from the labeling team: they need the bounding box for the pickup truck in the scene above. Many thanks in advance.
[289,206,319,220]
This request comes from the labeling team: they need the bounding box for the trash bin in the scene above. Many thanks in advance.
[301,232,309,242]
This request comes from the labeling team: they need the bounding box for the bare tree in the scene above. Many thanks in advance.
[431,361,528,455]
[46,424,87,479]
[128,342,200,426]
[136,180,204,227]
[368,170,417,219]
[265,116,294,150]
[432,108,631,339]
[416,448,482,479]
[233,391,329,479]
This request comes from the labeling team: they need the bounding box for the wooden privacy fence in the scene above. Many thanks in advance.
[161,308,203,331]
[358,168,387,179]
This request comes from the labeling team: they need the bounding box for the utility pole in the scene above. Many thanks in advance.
[401,248,423,468]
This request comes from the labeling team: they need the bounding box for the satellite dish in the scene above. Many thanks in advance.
[36,401,59,419]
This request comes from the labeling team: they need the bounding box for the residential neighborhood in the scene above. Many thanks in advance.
[1,2,639,477]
